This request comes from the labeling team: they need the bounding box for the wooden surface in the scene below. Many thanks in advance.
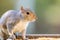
[15,34,60,40]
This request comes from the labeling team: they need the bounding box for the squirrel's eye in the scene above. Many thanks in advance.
[26,12,29,15]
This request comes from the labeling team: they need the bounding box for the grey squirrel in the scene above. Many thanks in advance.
[0,6,37,40]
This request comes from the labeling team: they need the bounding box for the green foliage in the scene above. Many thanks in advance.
[0,0,15,17]
[35,0,60,33]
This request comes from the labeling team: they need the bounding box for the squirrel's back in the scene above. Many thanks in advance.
[0,10,20,25]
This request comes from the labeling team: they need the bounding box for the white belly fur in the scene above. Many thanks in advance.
[12,21,29,33]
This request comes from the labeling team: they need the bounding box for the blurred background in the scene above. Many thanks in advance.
[0,0,60,34]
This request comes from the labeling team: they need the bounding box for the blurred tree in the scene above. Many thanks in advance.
[0,0,15,16]
[35,0,60,34]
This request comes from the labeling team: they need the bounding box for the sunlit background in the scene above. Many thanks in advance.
[0,0,60,34]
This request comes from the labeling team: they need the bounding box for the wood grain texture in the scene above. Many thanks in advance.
[15,34,60,40]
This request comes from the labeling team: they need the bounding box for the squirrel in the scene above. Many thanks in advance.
[0,6,37,40]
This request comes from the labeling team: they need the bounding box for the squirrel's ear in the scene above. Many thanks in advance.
[21,6,24,11]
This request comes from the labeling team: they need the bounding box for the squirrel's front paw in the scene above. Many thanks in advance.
[7,38,15,40]
[23,38,29,40]
[7,39,13,40]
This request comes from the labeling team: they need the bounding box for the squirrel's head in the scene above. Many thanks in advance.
[20,6,37,22]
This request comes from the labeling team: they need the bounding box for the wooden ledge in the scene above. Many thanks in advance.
[15,34,60,40]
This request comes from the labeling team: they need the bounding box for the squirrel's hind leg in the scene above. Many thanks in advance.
[6,22,16,40]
